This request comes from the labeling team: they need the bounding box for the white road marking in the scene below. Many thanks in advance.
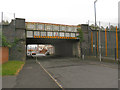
[36,60,63,89]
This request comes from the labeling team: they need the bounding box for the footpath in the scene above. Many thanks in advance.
[2,60,59,88]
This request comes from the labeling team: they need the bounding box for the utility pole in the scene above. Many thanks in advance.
[99,21,101,61]
[94,0,98,57]
[1,12,3,25]
[0,12,3,48]
[109,22,110,31]
[88,20,90,56]
[14,13,16,31]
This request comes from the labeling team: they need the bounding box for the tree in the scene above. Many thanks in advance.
[90,24,100,30]
[1,20,10,25]
[106,26,109,31]
[100,26,105,30]
[110,25,116,31]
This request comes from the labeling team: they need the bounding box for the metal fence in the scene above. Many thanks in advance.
[84,21,119,60]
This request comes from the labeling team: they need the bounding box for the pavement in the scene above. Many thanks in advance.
[2,76,16,88]
[2,60,59,88]
[37,56,118,88]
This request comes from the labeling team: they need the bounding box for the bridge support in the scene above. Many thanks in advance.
[2,18,26,61]
[54,40,75,57]
[73,41,81,57]
[55,40,81,57]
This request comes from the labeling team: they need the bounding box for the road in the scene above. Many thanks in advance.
[37,56,118,88]
[2,56,118,88]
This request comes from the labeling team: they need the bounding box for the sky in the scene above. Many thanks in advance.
[0,0,119,26]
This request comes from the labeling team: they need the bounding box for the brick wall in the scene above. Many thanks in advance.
[0,47,9,64]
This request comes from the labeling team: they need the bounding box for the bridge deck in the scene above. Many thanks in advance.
[26,22,80,39]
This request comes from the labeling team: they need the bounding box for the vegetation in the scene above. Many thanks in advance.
[90,24,100,30]
[89,24,117,31]
[2,61,25,76]
[12,38,20,47]
[77,27,84,43]
[2,20,10,25]
[2,35,24,48]
[2,35,11,48]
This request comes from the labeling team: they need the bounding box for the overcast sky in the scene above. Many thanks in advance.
[0,0,119,26]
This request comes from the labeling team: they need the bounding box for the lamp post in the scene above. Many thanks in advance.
[94,0,98,57]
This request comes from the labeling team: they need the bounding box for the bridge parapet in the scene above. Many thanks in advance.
[26,22,80,39]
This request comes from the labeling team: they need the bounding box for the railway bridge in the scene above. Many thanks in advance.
[3,18,83,61]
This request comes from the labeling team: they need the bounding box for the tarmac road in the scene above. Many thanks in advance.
[37,56,118,88]
[2,56,118,89]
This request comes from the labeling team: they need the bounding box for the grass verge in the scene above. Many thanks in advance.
[2,61,25,76]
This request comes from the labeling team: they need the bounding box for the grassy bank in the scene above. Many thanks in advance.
[2,61,25,76]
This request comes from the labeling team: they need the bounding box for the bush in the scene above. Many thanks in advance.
[2,35,11,48]
[77,28,84,43]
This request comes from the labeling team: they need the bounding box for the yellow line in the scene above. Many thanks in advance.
[36,60,63,89]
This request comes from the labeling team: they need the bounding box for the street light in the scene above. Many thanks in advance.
[94,0,98,57]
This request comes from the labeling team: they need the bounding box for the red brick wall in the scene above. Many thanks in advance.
[0,47,9,64]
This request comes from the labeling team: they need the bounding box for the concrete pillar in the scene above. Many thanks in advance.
[55,40,73,57]
[78,41,81,57]
[81,24,90,56]
[73,41,81,57]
